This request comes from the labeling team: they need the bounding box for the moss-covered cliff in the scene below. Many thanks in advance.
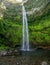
[0,0,50,50]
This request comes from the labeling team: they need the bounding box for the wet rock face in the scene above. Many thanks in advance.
[0,0,49,18]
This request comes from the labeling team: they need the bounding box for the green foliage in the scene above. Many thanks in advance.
[0,19,22,49]
[29,11,50,45]
[0,1,50,50]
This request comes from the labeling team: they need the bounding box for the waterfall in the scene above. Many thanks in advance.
[21,4,29,51]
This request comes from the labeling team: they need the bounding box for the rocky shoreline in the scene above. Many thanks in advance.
[0,49,18,56]
[0,46,50,56]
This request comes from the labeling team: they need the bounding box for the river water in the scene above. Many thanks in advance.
[0,49,50,65]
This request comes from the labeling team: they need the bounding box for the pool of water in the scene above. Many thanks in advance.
[0,49,50,65]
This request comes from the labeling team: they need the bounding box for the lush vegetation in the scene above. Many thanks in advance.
[0,0,50,50]
[29,10,50,46]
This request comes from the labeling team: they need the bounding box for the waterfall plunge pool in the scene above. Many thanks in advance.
[0,49,50,65]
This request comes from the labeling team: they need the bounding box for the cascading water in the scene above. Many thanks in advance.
[16,0,30,51]
[21,4,29,51]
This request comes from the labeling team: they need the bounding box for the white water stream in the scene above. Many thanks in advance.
[21,4,29,51]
